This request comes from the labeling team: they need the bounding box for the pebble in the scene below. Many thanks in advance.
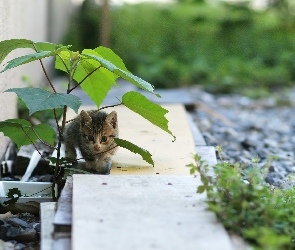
[0,212,40,249]
[191,87,295,188]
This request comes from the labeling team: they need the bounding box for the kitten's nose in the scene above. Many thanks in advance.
[94,144,100,151]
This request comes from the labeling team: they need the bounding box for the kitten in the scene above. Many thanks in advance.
[63,110,118,174]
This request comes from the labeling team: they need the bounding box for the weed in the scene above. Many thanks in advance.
[188,146,295,249]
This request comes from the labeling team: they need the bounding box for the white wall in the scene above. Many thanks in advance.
[0,1,50,159]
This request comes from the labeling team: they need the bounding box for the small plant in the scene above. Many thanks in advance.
[188,146,295,249]
[0,39,175,200]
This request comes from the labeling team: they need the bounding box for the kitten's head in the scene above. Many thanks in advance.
[80,110,118,153]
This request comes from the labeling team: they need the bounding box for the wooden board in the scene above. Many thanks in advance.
[72,175,233,250]
[65,104,197,175]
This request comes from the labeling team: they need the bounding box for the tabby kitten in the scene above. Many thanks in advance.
[63,110,118,174]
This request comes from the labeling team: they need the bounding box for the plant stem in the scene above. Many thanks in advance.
[20,127,53,166]
[70,60,81,87]
[57,53,70,74]
[53,108,62,138]
[69,66,102,93]
[32,127,57,150]
[32,43,56,93]
[98,103,122,111]
[64,103,122,125]
[52,56,76,200]
[52,130,62,201]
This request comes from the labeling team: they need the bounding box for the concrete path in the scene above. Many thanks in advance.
[72,175,233,250]
[41,84,236,249]
[65,104,196,175]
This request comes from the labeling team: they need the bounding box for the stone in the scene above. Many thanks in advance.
[9,228,37,242]
[0,239,14,249]
[0,219,9,240]
[32,222,41,233]
[7,218,32,229]
[192,87,295,187]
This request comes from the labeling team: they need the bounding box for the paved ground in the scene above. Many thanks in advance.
[42,79,241,250]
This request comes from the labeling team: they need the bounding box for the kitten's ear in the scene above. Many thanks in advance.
[80,110,92,127]
[106,111,117,129]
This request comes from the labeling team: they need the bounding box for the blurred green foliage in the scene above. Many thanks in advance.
[64,0,295,92]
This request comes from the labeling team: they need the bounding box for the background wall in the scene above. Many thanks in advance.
[0,0,70,159]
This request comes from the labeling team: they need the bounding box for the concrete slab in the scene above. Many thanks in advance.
[72,175,234,250]
[54,177,72,229]
[187,113,206,146]
[52,177,72,250]
[195,146,218,179]
[40,202,56,250]
[66,104,197,175]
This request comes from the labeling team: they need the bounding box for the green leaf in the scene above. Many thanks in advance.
[197,185,206,194]
[93,46,129,72]
[82,53,159,95]
[54,49,71,73]
[79,59,116,107]
[34,124,56,145]
[201,175,208,186]
[122,91,176,141]
[0,39,33,65]
[3,188,22,205]
[0,119,56,149]
[5,88,82,115]
[34,41,65,52]
[190,167,196,175]
[55,50,118,108]
[1,45,71,73]
[0,39,67,68]
[114,138,154,166]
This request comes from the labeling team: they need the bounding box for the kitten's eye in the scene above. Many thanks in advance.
[101,136,108,143]
[88,135,94,141]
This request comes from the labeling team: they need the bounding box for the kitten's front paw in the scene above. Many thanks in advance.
[85,160,111,175]
[104,161,112,175]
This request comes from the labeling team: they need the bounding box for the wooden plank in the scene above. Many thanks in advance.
[65,104,196,175]
[40,202,56,250]
[72,175,234,250]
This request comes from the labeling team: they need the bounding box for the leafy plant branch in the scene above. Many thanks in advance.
[0,39,176,201]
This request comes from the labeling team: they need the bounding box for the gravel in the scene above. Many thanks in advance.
[190,87,295,189]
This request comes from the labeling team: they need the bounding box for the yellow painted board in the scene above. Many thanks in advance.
[65,104,196,175]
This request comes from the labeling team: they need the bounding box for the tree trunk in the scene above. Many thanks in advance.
[100,0,110,47]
